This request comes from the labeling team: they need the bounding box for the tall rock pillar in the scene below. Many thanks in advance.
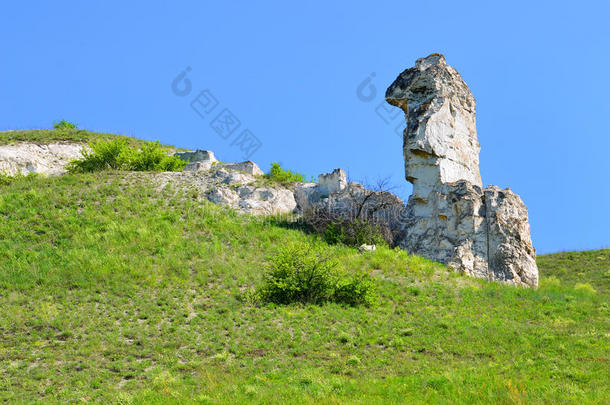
[386,54,538,287]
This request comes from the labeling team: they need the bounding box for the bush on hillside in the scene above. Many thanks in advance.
[68,139,185,173]
[302,177,401,248]
[252,243,377,306]
[121,141,187,171]
[53,120,78,130]
[266,162,307,184]
[323,219,388,247]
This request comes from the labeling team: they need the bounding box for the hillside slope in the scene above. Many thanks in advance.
[0,172,608,404]
[0,129,184,177]
[0,129,179,149]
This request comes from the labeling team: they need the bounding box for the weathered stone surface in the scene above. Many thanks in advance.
[358,244,377,252]
[0,143,84,176]
[484,186,538,286]
[146,166,296,216]
[387,54,538,287]
[386,53,481,201]
[175,149,217,163]
[179,150,218,171]
[216,161,264,176]
[318,168,347,195]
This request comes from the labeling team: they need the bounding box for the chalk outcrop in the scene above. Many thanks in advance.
[178,149,218,171]
[150,167,297,215]
[386,54,538,287]
[294,168,405,241]
[0,143,83,176]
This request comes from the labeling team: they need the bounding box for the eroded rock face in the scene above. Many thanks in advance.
[386,54,538,287]
[386,53,481,200]
[0,143,84,176]
[318,168,347,195]
[149,167,296,216]
[216,161,264,176]
[176,149,217,163]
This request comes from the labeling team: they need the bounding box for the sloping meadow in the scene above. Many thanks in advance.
[0,173,608,404]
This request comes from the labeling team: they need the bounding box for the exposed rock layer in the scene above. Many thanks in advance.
[386,54,538,287]
[0,143,83,176]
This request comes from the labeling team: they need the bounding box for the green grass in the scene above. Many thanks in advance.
[0,173,608,404]
[0,129,182,151]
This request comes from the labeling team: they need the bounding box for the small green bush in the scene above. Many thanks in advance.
[323,219,387,247]
[53,120,78,130]
[68,139,129,172]
[68,139,185,173]
[333,273,378,307]
[124,141,186,172]
[253,243,377,306]
[266,162,306,184]
[574,283,596,295]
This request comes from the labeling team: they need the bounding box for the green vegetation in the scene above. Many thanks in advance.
[266,162,307,184]
[324,219,388,247]
[53,120,78,130]
[0,128,181,151]
[0,171,39,186]
[67,139,186,173]
[0,173,608,404]
[252,242,377,306]
[537,249,610,296]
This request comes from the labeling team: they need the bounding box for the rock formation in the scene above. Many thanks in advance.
[294,168,405,243]
[0,143,83,176]
[177,149,218,171]
[0,56,539,288]
[154,157,296,215]
[386,54,538,287]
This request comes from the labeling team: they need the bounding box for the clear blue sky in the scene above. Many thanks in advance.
[2,1,609,254]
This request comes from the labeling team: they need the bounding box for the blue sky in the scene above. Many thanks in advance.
[2,1,609,253]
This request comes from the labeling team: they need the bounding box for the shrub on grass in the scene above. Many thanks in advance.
[68,139,129,172]
[574,282,596,295]
[333,273,378,307]
[266,162,306,184]
[253,243,377,306]
[322,219,387,247]
[68,139,185,173]
[53,120,78,130]
[125,141,186,171]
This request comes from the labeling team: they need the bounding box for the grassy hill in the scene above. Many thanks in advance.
[0,129,182,151]
[0,172,608,403]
